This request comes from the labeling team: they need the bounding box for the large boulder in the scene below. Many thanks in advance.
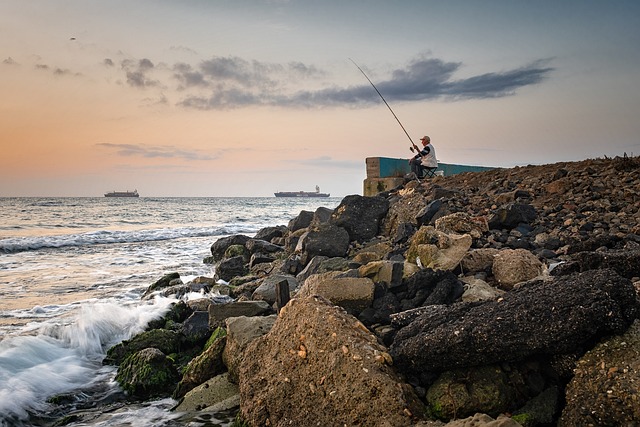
[406,226,472,271]
[492,249,544,290]
[245,238,283,255]
[223,315,277,383]
[288,210,314,232]
[238,296,426,426]
[330,194,389,242]
[254,225,287,243]
[174,372,239,413]
[173,329,227,399]
[297,272,375,314]
[434,212,488,239]
[251,274,299,305]
[390,269,639,376]
[296,223,350,262]
[208,300,272,328]
[103,329,182,366]
[488,203,536,230]
[559,320,640,425]
[214,255,248,282]
[210,235,251,261]
[142,272,181,298]
[115,348,180,400]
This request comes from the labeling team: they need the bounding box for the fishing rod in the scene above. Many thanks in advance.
[349,58,421,153]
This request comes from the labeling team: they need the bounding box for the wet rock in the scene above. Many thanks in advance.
[115,348,180,400]
[214,255,248,282]
[142,272,181,298]
[104,329,182,366]
[174,372,239,413]
[210,235,251,261]
[180,311,211,346]
[173,330,227,399]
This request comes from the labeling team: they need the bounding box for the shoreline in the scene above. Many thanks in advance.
[30,156,640,426]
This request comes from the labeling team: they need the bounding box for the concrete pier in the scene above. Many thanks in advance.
[363,157,496,196]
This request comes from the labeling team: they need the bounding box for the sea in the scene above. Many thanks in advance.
[0,196,342,427]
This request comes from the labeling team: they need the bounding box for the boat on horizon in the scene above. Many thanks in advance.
[104,190,139,198]
[274,185,330,198]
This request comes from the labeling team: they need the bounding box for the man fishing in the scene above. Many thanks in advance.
[350,59,439,179]
[408,135,438,178]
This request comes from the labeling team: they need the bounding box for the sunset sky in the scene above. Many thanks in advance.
[1,1,639,197]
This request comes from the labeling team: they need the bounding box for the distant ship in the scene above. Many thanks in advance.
[274,185,330,198]
[104,190,139,198]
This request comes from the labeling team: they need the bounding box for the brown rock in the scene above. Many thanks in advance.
[238,296,426,427]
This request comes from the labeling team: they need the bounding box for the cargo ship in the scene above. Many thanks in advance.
[274,185,329,198]
[104,190,139,198]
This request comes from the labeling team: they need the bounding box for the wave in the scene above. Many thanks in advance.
[0,224,258,254]
[0,297,175,425]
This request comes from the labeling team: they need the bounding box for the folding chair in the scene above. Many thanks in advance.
[419,167,437,179]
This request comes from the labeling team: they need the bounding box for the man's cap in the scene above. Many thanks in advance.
[420,136,430,142]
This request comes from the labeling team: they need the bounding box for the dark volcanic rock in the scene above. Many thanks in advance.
[210,235,251,261]
[288,210,314,232]
[488,203,537,230]
[115,348,180,400]
[215,255,248,282]
[390,269,639,376]
[254,225,287,243]
[552,249,640,279]
[297,223,350,262]
[330,194,389,242]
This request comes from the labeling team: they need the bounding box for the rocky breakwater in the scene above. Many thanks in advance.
[97,155,640,427]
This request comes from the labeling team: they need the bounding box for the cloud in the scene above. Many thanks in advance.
[2,57,18,66]
[174,56,552,110]
[110,53,552,110]
[121,58,162,88]
[97,142,216,161]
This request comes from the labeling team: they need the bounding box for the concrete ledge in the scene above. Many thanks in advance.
[363,177,404,196]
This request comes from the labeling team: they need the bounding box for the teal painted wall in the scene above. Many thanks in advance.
[366,157,496,178]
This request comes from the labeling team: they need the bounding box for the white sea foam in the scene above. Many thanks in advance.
[0,297,174,424]
[0,225,255,254]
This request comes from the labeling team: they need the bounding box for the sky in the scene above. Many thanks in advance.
[1,1,639,197]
